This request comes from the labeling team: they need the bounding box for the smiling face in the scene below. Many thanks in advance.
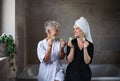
[44,21,60,38]
[48,26,59,37]
[73,25,84,38]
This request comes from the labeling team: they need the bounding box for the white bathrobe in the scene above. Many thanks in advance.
[37,39,65,81]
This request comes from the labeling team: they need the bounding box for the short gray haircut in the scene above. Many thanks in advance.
[44,21,60,33]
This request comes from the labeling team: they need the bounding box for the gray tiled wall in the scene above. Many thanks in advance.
[0,0,2,34]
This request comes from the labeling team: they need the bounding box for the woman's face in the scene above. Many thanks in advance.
[73,25,84,38]
[49,27,59,37]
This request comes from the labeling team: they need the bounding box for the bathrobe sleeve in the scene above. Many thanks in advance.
[37,41,46,63]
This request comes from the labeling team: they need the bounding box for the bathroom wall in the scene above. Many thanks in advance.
[15,0,120,73]
[25,0,120,64]
[0,1,2,34]
[15,0,28,73]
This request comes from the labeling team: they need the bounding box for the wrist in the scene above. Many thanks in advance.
[70,46,74,48]
[48,44,52,47]
[84,47,87,49]
[61,47,64,50]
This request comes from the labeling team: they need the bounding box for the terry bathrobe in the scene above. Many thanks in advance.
[37,39,65,81]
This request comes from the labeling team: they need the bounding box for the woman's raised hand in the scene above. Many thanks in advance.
[83,40,89,48]
[60,38,66,48]
[68,37,74,48]
[48,36,55,46]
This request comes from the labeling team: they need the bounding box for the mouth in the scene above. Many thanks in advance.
[74,32,78,36]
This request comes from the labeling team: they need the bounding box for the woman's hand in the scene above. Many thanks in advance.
[83,41,89,48]
[48,36,55,46]
[83,41,91,64]
[44,36,55,62]
[60,39,66,48]
[68,37,74,48]
[67,38,74,63]
[59,39,66,59]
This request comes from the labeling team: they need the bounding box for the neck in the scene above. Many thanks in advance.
[77,36,83,40]
[46,34,50,40]
[77,37,84,43]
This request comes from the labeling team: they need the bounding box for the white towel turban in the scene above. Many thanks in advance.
[75,17,93,43]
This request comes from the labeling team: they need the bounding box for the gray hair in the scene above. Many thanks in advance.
[44,21,60,33]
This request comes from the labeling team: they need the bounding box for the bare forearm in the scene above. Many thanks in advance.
[59,47,65,59]
[44,46,52,62]
[67,48,74,63]
[84,48,91,64]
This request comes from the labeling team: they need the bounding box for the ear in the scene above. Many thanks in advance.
[48,29,51,34]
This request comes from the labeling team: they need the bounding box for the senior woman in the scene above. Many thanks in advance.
[37,21,66,81]
[65,17,94,81]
